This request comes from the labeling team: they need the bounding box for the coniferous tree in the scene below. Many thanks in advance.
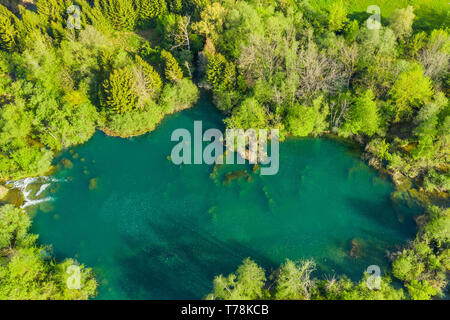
[205,52,236,92]
[135,55,163,99]
[160,49,183,82]
[76,0,113,33]
[167,0,183,14]
[207,258,267,300]
[0,5,16,51]
[221,60,236,91]
[206,52,226,89]
[103,67,138,114]
[35,0,62,22]
[99,0,139,31]
[140,0,167,20]
[15,5,44,47]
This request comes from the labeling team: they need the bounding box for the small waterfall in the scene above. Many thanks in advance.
[6,177,66,209]
[21,196,54,209]
[36,183,50,196]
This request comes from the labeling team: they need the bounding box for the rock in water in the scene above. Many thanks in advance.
[61,158,74,169]
[89,178,99,190]
[350,239,361,258]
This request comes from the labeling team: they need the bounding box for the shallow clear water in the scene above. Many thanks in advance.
[32,93,419,299]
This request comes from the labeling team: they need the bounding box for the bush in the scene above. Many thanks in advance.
[160,78,199,113]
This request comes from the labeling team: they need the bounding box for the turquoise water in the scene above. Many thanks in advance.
[32,94,419,299]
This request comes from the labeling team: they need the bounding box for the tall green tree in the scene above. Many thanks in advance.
[207,258,267,300]
[160,49,183,82]
[206,52,235,91]
[140,0,167,20]
[100,0,139,31]
[224,98,269,130]
[327,0,348,32]
[0,4,16,51]
[0,205,98,300]
[0,205,31,249]
[135,55,163,100]
[390,64,433,121]
[102,67,139,114]
[341,90,379,136]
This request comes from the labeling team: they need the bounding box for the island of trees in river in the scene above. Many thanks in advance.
[0,0,448,300]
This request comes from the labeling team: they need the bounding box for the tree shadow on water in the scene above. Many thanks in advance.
[345,195,418,236]
[112,213,274,300]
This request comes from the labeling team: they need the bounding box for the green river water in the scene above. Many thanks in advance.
[31,93,419,299]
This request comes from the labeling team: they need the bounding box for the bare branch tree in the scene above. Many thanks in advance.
[296,259,317,300]
[171,16,191,51]
[238,34,283,86]
[295,41,347,101]
[418,31,449,83]
[337,40,358,88]
[330,94,351,130]
[324,273,337,291]
[184,61,192,78]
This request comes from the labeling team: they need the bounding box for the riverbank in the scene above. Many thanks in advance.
[3,89,445,300]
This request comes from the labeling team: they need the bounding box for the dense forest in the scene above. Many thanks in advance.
[0,0,448,300]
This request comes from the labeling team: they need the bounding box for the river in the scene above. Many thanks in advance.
[31,93,419,299]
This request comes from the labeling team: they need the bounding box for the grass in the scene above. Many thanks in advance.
[308,0,449,32]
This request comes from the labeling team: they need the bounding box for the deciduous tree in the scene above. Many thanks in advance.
[390,64,433,121]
